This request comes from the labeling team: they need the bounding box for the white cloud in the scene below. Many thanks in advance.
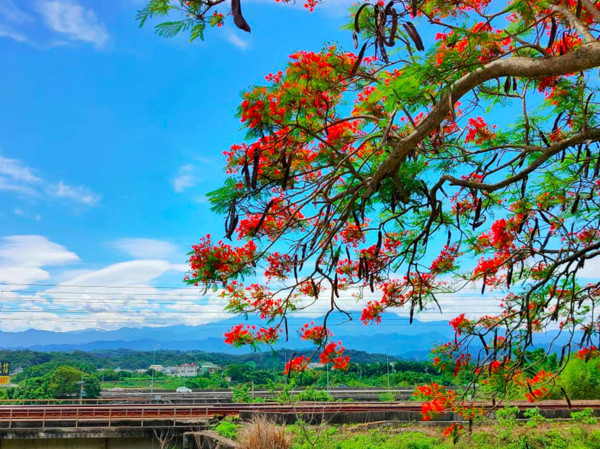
[47,181,101,205]
[0,1,33,24]
[0,235,79,289]
[224,31,249,50]
[37,0,108,48]
[0,235,228,331]
[0,176,39,196]
[578,256,600,280]
[0,151,100,206]
[0,153,41,184]
[112,238,181,260]
[173,164,199,193]
[61,259,174,287]
[0,28,28,43]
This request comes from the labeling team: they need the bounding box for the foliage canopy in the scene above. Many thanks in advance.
[142,0,600,429]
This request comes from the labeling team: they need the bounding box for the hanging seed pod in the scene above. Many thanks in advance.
[231,0,251,32]
[251,149,260,189]
[294,255,298,283]
[311,278,319,299]
[333,273,339,298]
[350,42,368,77]
[504,76,511,95]
[299,244,306,271]
[402,22,424,51]
[242,154,251,189]
[253,199,275,236]
[552,111,564,134]
[547,17,557,49]
[479,334,489,354]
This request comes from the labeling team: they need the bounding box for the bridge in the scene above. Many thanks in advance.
[0,400,597,448]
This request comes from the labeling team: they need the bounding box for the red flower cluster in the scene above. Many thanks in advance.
[300,322,332,345]
[465,117,497,145]
[264,252,293,280]
[360,300,385,325]
[522,369,553,403]
[187,235,256,287]
[575,345,600,361]
[414,383,456,420]
[430,244,459,274]
[320,341,350,370]
[284,355,309,374]
[442,423,464,439]
[221,281,283,320]
[224,324,280,347]
[339,221,367,247]
[449,314,470,336]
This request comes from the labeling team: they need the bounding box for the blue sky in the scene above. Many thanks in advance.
[0,0,387,332]
[3,0,589,335]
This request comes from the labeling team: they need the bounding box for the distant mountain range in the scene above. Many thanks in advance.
[0,315,574,358]
[0,315,452,358]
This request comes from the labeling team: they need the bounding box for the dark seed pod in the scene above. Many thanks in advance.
[547,17,557,49]
[402,22,424,51]
[251,149,260,189]
[350,42,368,77]
[231,0,251,32]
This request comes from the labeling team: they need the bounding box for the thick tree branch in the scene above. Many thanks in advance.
[363,42,600,199]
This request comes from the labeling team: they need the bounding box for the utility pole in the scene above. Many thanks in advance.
[79,373,85,405]
[386,348,390,390]
[326,363,330,392]
[150,344,159,395]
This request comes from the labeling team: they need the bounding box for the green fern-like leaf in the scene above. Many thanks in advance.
[154,20,191,38]
[190,23,206,42]
[137,0,173,28]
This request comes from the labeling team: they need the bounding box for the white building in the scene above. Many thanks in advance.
[176,363,198,377]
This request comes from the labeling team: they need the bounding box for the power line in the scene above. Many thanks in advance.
[0,307,500,317]
[0,282,198,290]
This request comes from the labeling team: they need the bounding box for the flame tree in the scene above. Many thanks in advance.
[141,0,600,428]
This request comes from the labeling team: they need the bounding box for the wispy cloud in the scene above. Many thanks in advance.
[0,0,108,48]
[173,164,199,193]
[0,154,41,183]
[37,1,108,48]
[0,28,29,43]
[224,30,249,50]
[0,1,33,24]
[47,181,101,205]
[111,238,181,260]
[0,151,101,206]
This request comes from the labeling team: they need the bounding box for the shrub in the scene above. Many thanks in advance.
[232,383,265,403]
[215,416,241,440]
[294,386,334,402]
[379,392,395,402]
[496,405,519,428]
[523,407,546,428]
[571,408,597,425]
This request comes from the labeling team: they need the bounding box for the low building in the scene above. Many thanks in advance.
[176,363,198,377]
[199,362,219,374]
